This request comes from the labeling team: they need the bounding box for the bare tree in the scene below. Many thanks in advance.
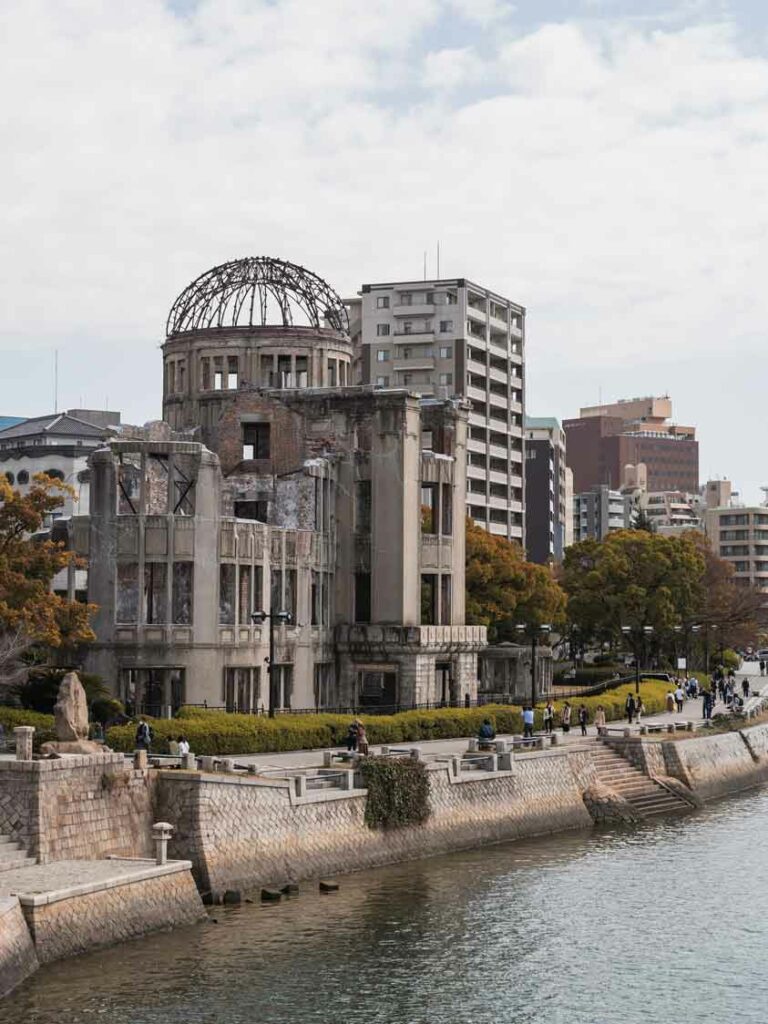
[0,626,32,692]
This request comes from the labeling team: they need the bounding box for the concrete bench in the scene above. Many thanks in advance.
[510,736,544,751]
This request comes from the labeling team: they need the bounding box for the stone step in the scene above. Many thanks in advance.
[628,794,683,810]
[0,854,36,872]
[0,835,17,846]
[0,842,25,860]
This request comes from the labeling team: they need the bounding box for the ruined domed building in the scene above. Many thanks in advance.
[80,257,486,715]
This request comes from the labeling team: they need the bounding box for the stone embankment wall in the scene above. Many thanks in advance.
[21,864,204,965]
[606,722,768,802]
[158,748,599,896]
[0,898,38,998]
[0,754,156,862]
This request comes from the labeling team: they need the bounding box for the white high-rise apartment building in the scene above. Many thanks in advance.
[347,278,525,543]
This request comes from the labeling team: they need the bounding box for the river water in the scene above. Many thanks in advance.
[5,789,768,1024]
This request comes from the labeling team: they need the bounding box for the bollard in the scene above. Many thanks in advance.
[200,756,216,773]
[322,750,333,767]
[13,726,34,761]
[686,721,694,732]
[409,747,421,761]
[640,725,648,735]
[667,724,675,734]
[133,749,148,770]
[294,775,307,798]
[485,754,499,773]
[494,739,510,755]
[499,752,514,771]
[623,728,631,738]
[339,770,354,791]
[550,733,560,746]
[219,758,235,773]
[152,821,174,865]
[468,738,479,753]
[449,755,461,779]
[380,746,390,756]
[181,752,196,771]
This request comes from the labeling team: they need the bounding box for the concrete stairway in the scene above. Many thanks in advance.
[0,835,35,872]
[592,745,691,818]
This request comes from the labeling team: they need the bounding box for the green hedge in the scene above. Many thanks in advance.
[105,680,675,756]
[0,708,56,748]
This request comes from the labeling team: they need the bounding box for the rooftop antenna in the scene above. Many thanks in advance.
[761,486,768,507]
[54,349,58,413]
[423,251,427,281]
[436,240,441,279]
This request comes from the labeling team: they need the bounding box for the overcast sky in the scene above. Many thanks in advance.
[1,0,766,500]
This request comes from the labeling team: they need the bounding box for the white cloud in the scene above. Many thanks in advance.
[1,2,768,498]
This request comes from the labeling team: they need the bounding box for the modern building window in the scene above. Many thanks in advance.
[219,564,236,625]
[376,350,389,362]
[354,572,371,623]
[439,320,453,333]
[439,373,452,386]
[172,562,193,624]
[421,483,438,534]
[375,375,389,386]
[144,563,167,624]
[376,296,390,309]
[399,292,413,306]
[242,422,270,460]
[403,321,413,334]
[421,574,437,625]
[376,323,390,336]
[439,345,452,358]
[116,563,139,623]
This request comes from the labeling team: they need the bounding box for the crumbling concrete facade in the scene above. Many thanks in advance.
[78,258,485,713]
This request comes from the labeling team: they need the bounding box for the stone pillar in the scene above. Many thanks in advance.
[152,822,174,865]
[133,749,148,770]
[181,752,196,770]
[13,726,34,761]
[294,775,307,798]
[200,756,216,773]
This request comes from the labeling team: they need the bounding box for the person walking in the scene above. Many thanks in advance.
[356,722,370,756]
[666,690,675,714]
[543,702,555,734]
[625,692,636,724]
[135,718,152,752]
[636,696,645,724]
[522,706,535,739]
[674,683,685,714]
[594,705,606,735]
[561,702,572,734]
[578,704,588,737]
[743,678,750,699]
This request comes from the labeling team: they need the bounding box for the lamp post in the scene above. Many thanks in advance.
[251,608,293,717]
[515,623,551,708]
[621,625,654,694]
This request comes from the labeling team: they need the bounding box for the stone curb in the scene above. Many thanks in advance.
[11,860,193,907]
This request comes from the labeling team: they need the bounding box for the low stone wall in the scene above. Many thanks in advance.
[0,754,156,862]
[158,749,598,896]
[0,898,38,998]
[19,862,204,965]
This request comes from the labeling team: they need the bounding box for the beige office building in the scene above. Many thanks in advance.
[347,277,525,543]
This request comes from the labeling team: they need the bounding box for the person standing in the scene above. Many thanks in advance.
[561,702,572,734]
[356,722,370,756]
[594,705,606,735]
[760,659,766,677]
[522,706,535,739]
[625,692,636,724]
[578,704,588,736]
[743,678,750,699]
[178,736,190,757]
[674,683,685,714]
[135,718,152,752]
[636,696,645,724]
[543,702,555,734]
[346,720,359,752]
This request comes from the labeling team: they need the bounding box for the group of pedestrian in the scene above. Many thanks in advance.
[345,718,369,755]
[625,692,646,723]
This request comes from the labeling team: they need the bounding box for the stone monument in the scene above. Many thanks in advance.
[39,672,112,756]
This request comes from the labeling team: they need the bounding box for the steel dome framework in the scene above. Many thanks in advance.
[166,257,349,337]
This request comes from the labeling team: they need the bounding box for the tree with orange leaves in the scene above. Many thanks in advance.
[0,474,94,684]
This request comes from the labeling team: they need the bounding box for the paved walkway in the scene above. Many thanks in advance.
[222,664,765,771]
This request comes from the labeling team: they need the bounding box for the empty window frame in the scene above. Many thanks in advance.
[172,562,193,624]
[376,296,390,309]
[242,423,270,460]
[219,564,236,625]
[421,574,437,625]
[354,572,371,623]
[227,357,239,390]
[376,323,390,336]
[421,483,438,534]
[440,574,452,625]
[144,563,167,624]
[355,480,372,533]
[116,563,139,623]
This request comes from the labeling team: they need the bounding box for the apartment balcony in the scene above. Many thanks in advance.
[509,499,523,514]
[489,495,509,510]
[466,384,487,404]
[393,330,435,341]
[467,304,487,323]
[489,469,508,485]
[488,390,508,410]
[392,303,435,317]
[488,364,509,385]
[488,521,509,537]
[467,464,487,480]
[489,442,508,460]
[467,437,488,454]
[469,412,489,429]
[467,357,487,376]
[392,357,435,372]
[510,322,523,340]
[489,312,509,332]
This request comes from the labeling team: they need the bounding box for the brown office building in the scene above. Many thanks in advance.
[564,396,698,494]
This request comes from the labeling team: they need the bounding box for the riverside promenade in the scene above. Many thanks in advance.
[220,663,762,771]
